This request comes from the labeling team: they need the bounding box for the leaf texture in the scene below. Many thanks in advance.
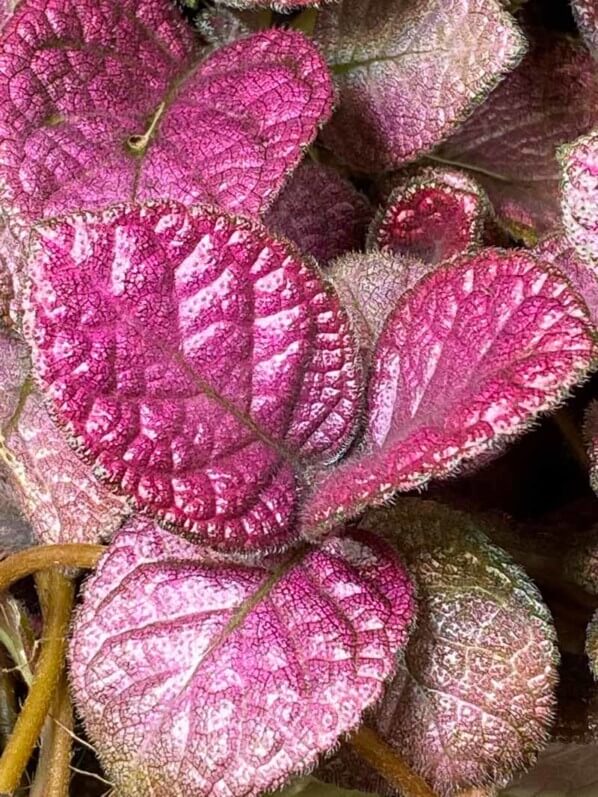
[264,161,372,265]
[328,251,435,351]
[439,35,598,242]
[302,249,596,537]
[25,202,362,553]
[314,0,526,171]
[69,516,415,797]
[587,610,598,681]
[535,234,598,327]
[572,0,598,58]
[0,1,333,219]
[584,400,598,496]
[559,130,598,271]
[367,167,490,264]
[324,501,558,797]
[0,329,128,543]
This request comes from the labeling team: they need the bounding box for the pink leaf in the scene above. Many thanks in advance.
[302,249,596,537]
[25,202,362,553]
[323,501,558,797]
[572,0,598,58]
[328,252,435,351]
[559,130,598,270]
[535,234,598,327]
[367,167,490,264]
[439,35,598,242]
[0,1,333,219]
[264,161,372,265]
[0,329,128,544]
[314,0,526,171]
[70,516,415,797]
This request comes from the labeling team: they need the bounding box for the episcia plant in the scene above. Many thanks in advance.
[0,0,596,795]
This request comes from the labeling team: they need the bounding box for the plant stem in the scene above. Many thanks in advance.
[30,674,73,797]
[349,726,438,797]
[0,544,105,593]
[0,571,75,794]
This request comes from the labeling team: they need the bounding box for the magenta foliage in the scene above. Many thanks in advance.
[0,1,332,219]
[25,202,362,553]
[70,516,415,797]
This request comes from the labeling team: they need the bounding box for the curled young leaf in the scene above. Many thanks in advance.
[25,202,362,553]
[0,1,332,219]
[328,251,435,351]
[0,329,128,544]
[264,161,372,265]
[314,0,526,171]
[367,167,490,264]
[572,0,598,58]
[302,249,596,537]
[559,130,598,271]
[347,500,558,796]
[439,35,598,242]
[535,235,598,327]
[70,516,415,797]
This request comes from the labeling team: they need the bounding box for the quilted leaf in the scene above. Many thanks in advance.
[328,252,435,351]
[336,501,557,796]
[367,167,490,264]
[584,400,598,496]
[302,249,596,537]
[502,742,598,797]
[264,161,372,265]
[559,130,598,270]
[534,234,598,327]
[313,0,526,172]
[25,202,362,553]
[0,329,128,544]
[572,0,598,57]
[0,1,333,219]
[69,516,415,797]
[439,35,598,242]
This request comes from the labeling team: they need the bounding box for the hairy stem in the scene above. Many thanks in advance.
[0,544,105,592]
[0,571,75,793]
[349,726,437,797]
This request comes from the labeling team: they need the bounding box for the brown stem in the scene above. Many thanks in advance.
[349,726,438,797]
[31,674,73,797]
[0,544,105,593]
[0,571,75,793]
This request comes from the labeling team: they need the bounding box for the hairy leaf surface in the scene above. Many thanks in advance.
[265,161,372,265]
[572,0,598,57]
[439,35,598,242]
[328,252,435,351]
[337,501,558,796]
[368,167,490,264]
[559,130,598,270]
[0,1,332,218]
[26,202,362,552]
[302,249,596,537]
[314,0,526,171]
[70,516,415,797]
[584,400,598,496]
[535,235,598,327]
[0,329,128,543]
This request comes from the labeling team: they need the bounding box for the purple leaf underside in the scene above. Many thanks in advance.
[559,130,598,271]
[0,0,333,220]
[367,167,490,264]
[70,516,415,797]
[25,202,362,553]
[314,0,526,171]
[302,249,596,537]
[0,328,128,544]
[439,35,598,242]
[265,160,372,266]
